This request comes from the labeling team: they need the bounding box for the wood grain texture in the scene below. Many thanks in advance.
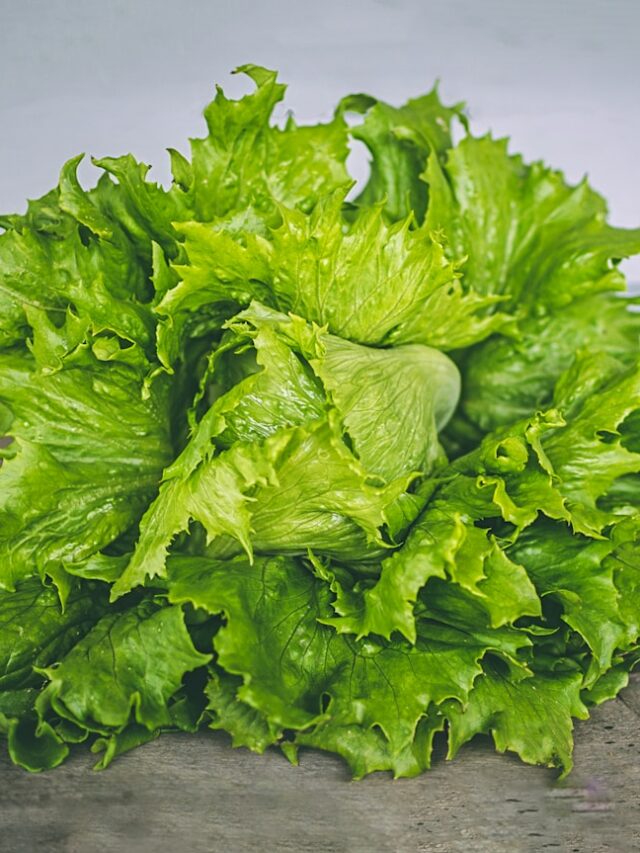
[1,675,638,853]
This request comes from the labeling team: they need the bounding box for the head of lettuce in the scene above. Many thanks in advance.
[0,65,639,778]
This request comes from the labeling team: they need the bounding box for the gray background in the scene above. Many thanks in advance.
[1,0,639,275]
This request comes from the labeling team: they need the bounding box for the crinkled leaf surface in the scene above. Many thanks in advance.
[0,348,171,590]
[167,554,492,773]
[445,664,589,775]
[341,86,466,223]
[0,579,107,690]
[37,601,209,733]
[425,135,640,307]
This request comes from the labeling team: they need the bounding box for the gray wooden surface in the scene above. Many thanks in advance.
[1,676,638,853]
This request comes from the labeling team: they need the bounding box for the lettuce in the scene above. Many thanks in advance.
[1,66,639,777]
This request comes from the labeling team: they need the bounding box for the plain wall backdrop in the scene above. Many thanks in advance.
[2,0,638,278]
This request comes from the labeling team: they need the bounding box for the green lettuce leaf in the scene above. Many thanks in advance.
[509,522,623,682]
[322,408,564,641]
[205,670,281,753]
[459,293,640,433]
[605,516,640,649]
[2,716,69,773]
[341,85,466,223]
[157,188,510,368]
[166,554,496,776]
[0,347,171,590]
[295,709,446,779]
[0,159,153,358]
[445,663,589,775]
[190,65,350,222]
[542,359,640,535]
[91,724,160,771]
[36,601,210,733]
[0,578,107,690]
[326,352,640,644]
[425,135,640,307]
[230,302,459,481]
